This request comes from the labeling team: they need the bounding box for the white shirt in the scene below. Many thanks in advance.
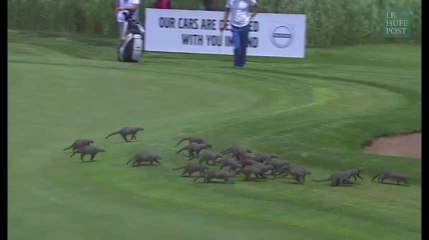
[226,0,257,27]
[117,0,140,22]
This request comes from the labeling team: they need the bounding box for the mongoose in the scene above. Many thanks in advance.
[312,170,354,186]
[172,163,209,176]
[239,157,259,167]
[221,145,253,160]
[127,153,162,167]
[253,152,278,163]
[176,142,212,157]
[176,137,206,146]
[63,139,94,152]
[188,152,223,165]
[193,169,235,183]
[105,127,144,142]
[264,158,289,171]
[70,145,105,161]
[372,171,409,185]
[274,165,311,183]
[239,163,274,180]
[219,158,242,173]
[344,167,364,181]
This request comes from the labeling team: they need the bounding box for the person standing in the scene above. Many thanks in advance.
[220,0,260,68]
[116,0,141,40]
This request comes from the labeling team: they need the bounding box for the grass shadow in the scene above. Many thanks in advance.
[284,181,305,185]
[240,178,267,182]
[74,160,102,163]
[374,182,410,187]
[332,184,356,187]
[129,164,160,167]
[193,181,235,184]
[115,140,143,144]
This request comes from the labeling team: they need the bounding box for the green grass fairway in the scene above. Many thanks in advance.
[8,30,421,240]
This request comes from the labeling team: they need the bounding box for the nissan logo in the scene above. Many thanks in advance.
[271,26,293,48]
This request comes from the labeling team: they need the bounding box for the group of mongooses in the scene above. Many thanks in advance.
[63,133,410,186]
[173,138,410,186]
[63,127,147,162]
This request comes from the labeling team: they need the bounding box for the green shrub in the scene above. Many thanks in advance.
[7,0,421,46]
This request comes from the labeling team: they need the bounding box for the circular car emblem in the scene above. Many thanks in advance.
[271,26,293,48]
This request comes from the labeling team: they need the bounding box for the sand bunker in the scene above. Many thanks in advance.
[363,132,421,159]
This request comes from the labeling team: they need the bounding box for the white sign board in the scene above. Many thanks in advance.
[144,8,307,58]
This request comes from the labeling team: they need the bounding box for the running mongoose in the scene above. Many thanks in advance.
[105,127,144,142]
[69,145,105,161]
[63,139,94,152]
[172,163,209,176]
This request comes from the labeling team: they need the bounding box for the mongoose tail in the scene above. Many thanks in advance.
[372,172,383,181]
[105,131,120,139]
[176,148,186,155]
[63,145,73,151]
[176,138,187,146]
[126,157,134,165]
